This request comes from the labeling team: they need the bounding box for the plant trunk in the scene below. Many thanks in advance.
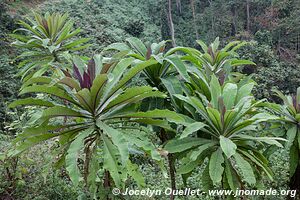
[231,3,237,36]
[246,0,250,33]
[167,0,176,47]
[103,170,111,200]
[190,0,199,40]
[168,154,176,200]
[176,0,181,14]
[159,129,176,200]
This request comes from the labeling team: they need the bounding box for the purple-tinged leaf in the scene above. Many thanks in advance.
[42,19,49,34]
[87,58,96,82]
[83,71,91,89]
[146,47,152,60]
[292,95,297,110]
[73,64,83,87]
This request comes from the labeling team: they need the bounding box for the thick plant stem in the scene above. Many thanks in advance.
[159,128,176,200]
[168,154,176,200]
[103,170,111,200]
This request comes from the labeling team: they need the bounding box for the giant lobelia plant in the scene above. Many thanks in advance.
[164,74,284,194]
[268,88,300,194]
[104,37,192,200]
[8,56,188,197]
[11,12,90,81]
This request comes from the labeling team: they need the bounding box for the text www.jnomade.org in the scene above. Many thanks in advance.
[112,187,297,198]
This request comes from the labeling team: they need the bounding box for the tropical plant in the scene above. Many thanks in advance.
[104,37,191,200]
[166,37,255,85]
[104,37,190,89]
[8,56,188,198]
[164,75,284,195]
[11,12,90,81]
[268,88,300,194]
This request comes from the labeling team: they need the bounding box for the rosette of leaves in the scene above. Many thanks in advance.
[268,88,300,192]
[11,12,90,81]
[8,56,188,196]
[164,75,284,192]
[165,37,256,86]
[104,37,190,90]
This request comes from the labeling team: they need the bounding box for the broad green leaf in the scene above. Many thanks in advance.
[114,109,187,125]
[164,55,190,82]
[126,37,147,57]
[236,83,254,103]
[224,159,240,192]
[20,85,80,107]
[122,129,161,161]
[210,74,221,109]
[236,135,286,148]
[209,148,224,185]
[289,143,299,177]
[9,98,54,108]
[220,136,237,158]
[223,83,237,109]
[42,106,88,119]
[177,156,202,175]
[164,138,211,153]
[190,142,216,161]
[107,59,158,99]
[286,126,297,149]
[202,164,213,192]
[127,160,145,187]
[231,59,256,67]
[66,128,92,186]
[98,121,129,165]
[180,122,206,139]
[234,153,256,185]
[102,134,124,188]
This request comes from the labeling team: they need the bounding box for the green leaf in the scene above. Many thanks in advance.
[114,109,187,125]
[105,86,166,112]
[42,106,87,119]
[107,59,158,99]
[164,138,211,153]
[236,83,254,103]
[122,129,161,161]
[126,37,147,57]
[202,164,213,192]
[20,85,80,107]
[177,156,202,175]
[210,74,221,109]
[286,125,297,149]
[102,134,124,188]
[98,121,129,165]
[180,122,206,139]
[8,98,54,108]
[223,83,237,109]
[190,142,216,161]
[234,152,256,185]
[220,136,237,158]
[224,159,240,192]
[289,143,299,177]
[231,59,256,67]
[209,148,224,185]
[196,40,208,53]
[127,160,145,187]
[66,128,92,186]
[164,55,190,82]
